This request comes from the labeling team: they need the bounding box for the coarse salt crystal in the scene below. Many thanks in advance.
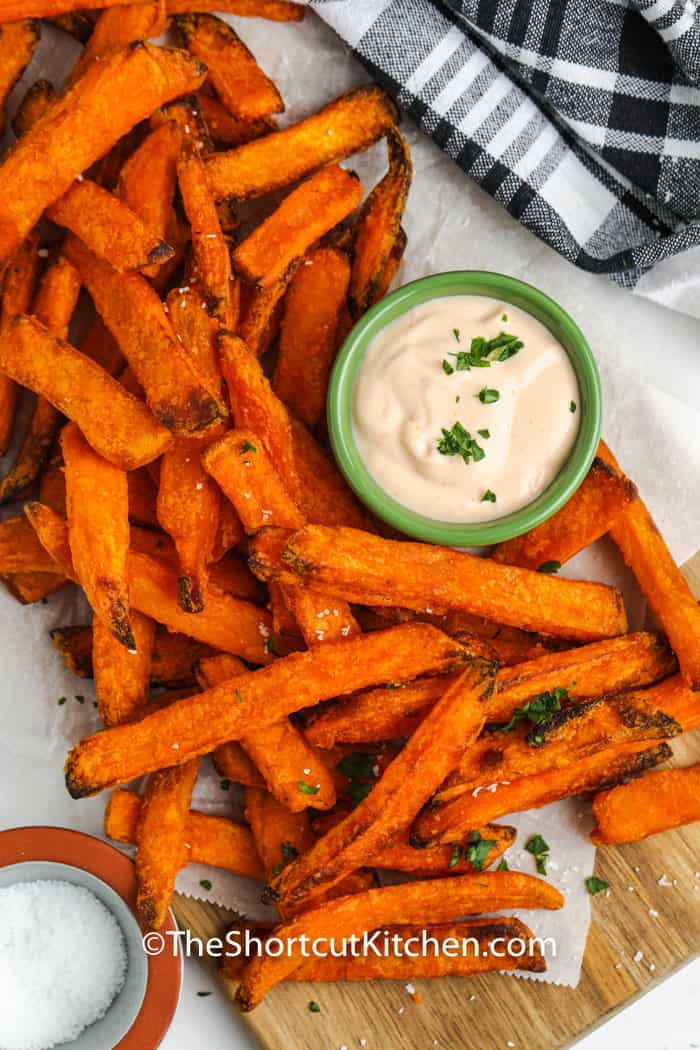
[657,874,673,887]
[633,950,644,963]
[405,983,415,994]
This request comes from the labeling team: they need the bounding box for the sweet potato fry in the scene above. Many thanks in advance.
[197,648,337,812]
[166,285,222,394]
[50,626,94,678]
[209,551,261,602]
[290,417,376,530]
[0,516,63,575]
[0,42,206,263]
[289,917,546,982]
[196,91,274,147]
[166,0,303,17]
[592,763,700,846]
[369,825,515,876]
[64,623,470,796]
[213,743,265,788]
[218,331,299,497]
[233,166,362,288]
[176,13,283,121]
[236,871,563,1009]
[2,570,65,604]
[0,316,172,469]
[0,20,39,135]
[598,442,700,690]
[273,247,350,429]
[244,786,314,878]
[93,611,154,726]
[418,610,562,666]
[47,183,173,274]
[78,316,124,376]
[206,85,398,202]
[12,78,56,139]
[61,421,134,648]
[279,586,361,648]
[0,2,140,19]
[238,274,291,357]
[157,439,221,613]
[412,742,673,846]
[0,256,81,504]
[0,232,40,455]
[270,659,496,914]
[106,788,264,880]
[349,129,412,317]
[67,2,168,85]
[127,470,158,528]
[283,525,628,642]
[135,758,200,930]
[64,238,226,435]
[492,455,636,569]
[369,225,406,306]
[202,429,304,534]
[117,120,181,264]
[177,139,234,323]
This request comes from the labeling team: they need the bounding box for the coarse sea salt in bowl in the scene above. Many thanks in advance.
[0,861,148,1050]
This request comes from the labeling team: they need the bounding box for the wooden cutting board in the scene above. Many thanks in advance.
[172,553,700,1050]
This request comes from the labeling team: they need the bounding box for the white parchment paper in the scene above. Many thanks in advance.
[1,10,700,991]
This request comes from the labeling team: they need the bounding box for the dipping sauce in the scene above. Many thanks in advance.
[352,295,580,523]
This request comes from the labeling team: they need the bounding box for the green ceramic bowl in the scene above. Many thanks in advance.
[327,271,602,546]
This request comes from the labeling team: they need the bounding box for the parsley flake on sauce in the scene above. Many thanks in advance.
[481,489,496,503]
[437,422,485,466]
[476,387,499,404]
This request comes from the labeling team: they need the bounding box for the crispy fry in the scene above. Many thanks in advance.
[213,743,265,788]
[283,525,628,642]
[233,166,362,288]
[0,256,81,504]
[209,551,262,602]
[79,316,124,376]
[290,418,376,530]
[64,237,226,435]
[0,20,39,135]
[176,13,283,121]
[349,129,412,317]
[177,140,234,322]
[12,78,56,139]
[599,442,700,690]
[0,232,40,455]
[369,225,406,306]
[492,456,636,569]
[196,91,274,148]
[106,788,264,878]
[206,85,398,202]
[117,120,181,271]
[127,470,158,528]
[68,2,168,85]
[270,660,496,914]
[419,610,561,666]
[218,331,299,497]
[238,274,291,357]
[289,918,546,982]
[93,611,154,726]
[592,763,700,846]
[0,517,63,575]
[47,182,173,273]
[61,422,133,649]
[279,585,360,648]
[166,285,222,395]
[2,570,65,604]
[244,786,314,878]
[135,758,200,930]
[412,742,673,845]
[236,871,563,1009]
[202,430,305,534]
[1,2,140,18]
[368,825,515,876]
[0,316,171,469]
[0,42,206,263]
[166,0,303,17]
[64,623,471,796]
[157,439,221,613]
[273,247,350,429]
[267,581,301,637]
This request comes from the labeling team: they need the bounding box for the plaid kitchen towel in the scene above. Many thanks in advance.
[305,0,700,289]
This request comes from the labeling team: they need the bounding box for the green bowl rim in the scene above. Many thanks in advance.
[327,270,602,546]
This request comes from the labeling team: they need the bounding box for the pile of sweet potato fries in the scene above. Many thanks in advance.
[1,0,700,1009]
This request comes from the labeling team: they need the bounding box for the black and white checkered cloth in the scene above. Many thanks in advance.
[307,0,700,289]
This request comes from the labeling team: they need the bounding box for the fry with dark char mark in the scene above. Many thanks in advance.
[411,742,673,846]
[0,232,40,455]
[492,454,636,569]
[283,525,628,641]
[61,422,134,650]
[304,631,677,747]
[599,441,700,690]
[349,128,412,317]
[233,166,362,288]
[206,85,397,202]
[238,272,294,358]
[93,612,154,727]
[236,872,563,1009]
[64,237,226,436]
[0,20,39,135]
[368,226,406,306]
[273,247,351,430]
[12,79,56,139]
[135,758,200,930]
[64,623,471,797]
[0,256,81,504]
[166,0,304,16]
[176,13,283,121]
[105,788,264,878]
[67,2,168,85]
[0,42,206,263]
[591,763,700,845]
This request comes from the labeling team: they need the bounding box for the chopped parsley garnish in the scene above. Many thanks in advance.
[272,841,300,877]
[448,843,462,870]
[452,328,460,342]
[234,688,244,704]
[442,359,454,375]
[466,830,496,872]
[477,428,490,439]
[308,1001,321,1013]
[441,333,523,374]
[57,696,67,706]
[197,991,212,997]
[455,395,460,403]
[437,422,485,466]
[240,440,257,453]
[297,781,320,795]
[497,858,509,871]
[537,560,561,574]
[570,401,577,413]
[501,313,508,322]
[585,876,609,896]
[336,752,376,807]
[525,834,550,876]
[476,387,500,404]
[219,778,231,791]
[265,636,278,656]
[385,681,407,690]
[499,684,572,734]
[199,879,213,891]
[481,489,497,503]
[75,694,85,704]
